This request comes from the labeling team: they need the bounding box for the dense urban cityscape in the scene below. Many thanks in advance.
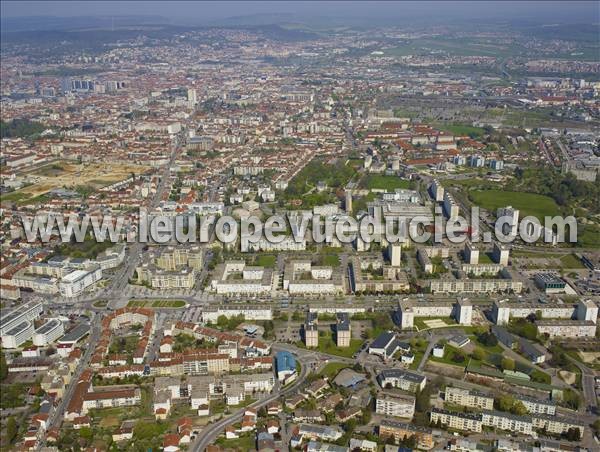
[0,2,599,452]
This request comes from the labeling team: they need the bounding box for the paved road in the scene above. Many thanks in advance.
[45,314,101,432]
[567,356,598,411]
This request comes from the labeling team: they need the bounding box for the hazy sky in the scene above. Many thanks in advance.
[1,1,598,25]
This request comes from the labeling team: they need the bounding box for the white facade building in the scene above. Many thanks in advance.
[59,266,102,298]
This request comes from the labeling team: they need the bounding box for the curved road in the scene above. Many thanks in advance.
[191,352,310,452]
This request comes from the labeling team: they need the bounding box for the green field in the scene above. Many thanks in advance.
[321,254,340,266]
[215,433,256,451]
[438,123,486,139]
[560,254,585,269]
[297,331,363,359]
[254,254,276,267]
[578,226,600,249]
[384,37,525,59]
[429,344,468,368]
[362,175,412,191]
[319,362,350,379]
[1,191,50,206]
[127,299,186,308]
[469,190,561,221]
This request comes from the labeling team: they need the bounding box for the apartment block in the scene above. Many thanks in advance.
[375,392,415,418]
[430,408,483,433]
[377,369,426,393]
[445,386,494,410]
[378,420,434,450]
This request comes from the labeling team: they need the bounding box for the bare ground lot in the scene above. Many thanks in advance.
[16,160,150,197]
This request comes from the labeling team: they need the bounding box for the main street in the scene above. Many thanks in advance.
[43,313,102,437]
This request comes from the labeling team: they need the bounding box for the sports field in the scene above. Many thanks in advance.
[469,190,561,221]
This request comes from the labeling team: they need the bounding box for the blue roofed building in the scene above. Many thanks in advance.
[276,351,297,383]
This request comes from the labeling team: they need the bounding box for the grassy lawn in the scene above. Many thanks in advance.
[512,250,563,258]
[0,191,51,206]
[297,331,363,359]
[438,123,486,138]
[127,299,186,308]
[478,253,494,264]
[559,254,585,269]
[89,406,130,427]
[254,254,276,267]
[319,362,350,379]
[321,254,340,266]
[215,433,256,451]
[577,226,600,249]
[429,344,468,368]
[409,342,428,370]
[469,190,561,221]
[363,174,412,191]
[469,335,504,354]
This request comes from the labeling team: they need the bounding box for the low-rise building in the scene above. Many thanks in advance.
[369,331,401,360]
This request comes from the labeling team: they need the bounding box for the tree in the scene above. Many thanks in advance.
[415,385,434,412]
[501,357,515,371]
[79,427,94,441]
[451,351,466,363]
[495,394,516,412]
[0,349,7,381]
[562,389,581,410]
[593,419,600,435]
[361,406,372,425]
[216,315,228,329]
[565,427,581,442]
[6,416,17,443]
[477,331,498,347]
[510,401,528,416]
[472,347,486,361]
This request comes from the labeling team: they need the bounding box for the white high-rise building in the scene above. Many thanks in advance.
[430,179,444,202]
[455,299,473,326]
[464,242,479,265]
[497,206,519,237]
[187,88,197,108]
[577,300,598,324]
[492,242,510,266]
[492,301,511,325]
[345,191,353,214]
[389,243,402,267]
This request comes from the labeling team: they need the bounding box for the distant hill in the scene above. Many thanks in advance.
[1,15,169,32]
